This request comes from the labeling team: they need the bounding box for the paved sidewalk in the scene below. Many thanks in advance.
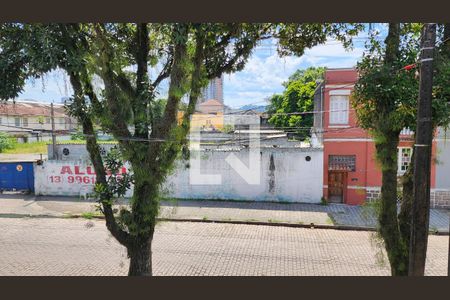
[1,218,448,276]
[0,153,47,162]
[1,193,448,233]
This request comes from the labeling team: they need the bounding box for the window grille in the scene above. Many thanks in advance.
[398,147,413,175]
[328,155,356,171]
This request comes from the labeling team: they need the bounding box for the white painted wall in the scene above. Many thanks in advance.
[0,115,72,131]
[35,148,324,203]
[436,127,450,189]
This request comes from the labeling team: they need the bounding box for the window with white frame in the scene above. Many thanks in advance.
[15,117,21,127]
[329,94,349,125]
[22,117,28,127]
[398,147,413,175]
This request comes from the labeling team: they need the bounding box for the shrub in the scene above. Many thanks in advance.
[0,132,15,153]
[71,128,86,141]
[221,124,234,134]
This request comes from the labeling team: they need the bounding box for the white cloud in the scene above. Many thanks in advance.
[299,42,364,68]
[18,39,366,108]
[224,51,304,103]
[224,41,365,107]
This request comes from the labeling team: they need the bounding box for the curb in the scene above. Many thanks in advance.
[157,217,378,232]
[0,213,448,235]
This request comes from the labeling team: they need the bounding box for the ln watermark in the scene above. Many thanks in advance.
[189,121,261,185]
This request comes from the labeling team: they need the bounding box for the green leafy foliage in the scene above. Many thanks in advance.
[70,127,86,140]
[93,146,134,208]
[221,124,234,133]
[0,132,15,153]
[104,146,134,198]
[267,67,324,139]
[0,22,371,275]
[352,23,450,276]
[275,23,365,57]
[353,24,450,135]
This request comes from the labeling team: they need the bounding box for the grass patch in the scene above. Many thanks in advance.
[81,212,95,219]
[81,212,103,219]
[268,219,282,223]
[62,213,75,218]
[2,141,48,154]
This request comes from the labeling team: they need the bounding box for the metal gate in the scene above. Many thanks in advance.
[0,162,35,192]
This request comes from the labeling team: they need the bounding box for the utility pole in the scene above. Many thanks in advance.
[443,23,450,277]
[51,102,57,160]
[409,23,436,276]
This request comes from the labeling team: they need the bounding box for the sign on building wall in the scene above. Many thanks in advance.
[35,148,324,203]
[34,161,132,197]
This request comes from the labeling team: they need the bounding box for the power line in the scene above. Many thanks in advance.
[0,106,357,125]
[32,125,363,145]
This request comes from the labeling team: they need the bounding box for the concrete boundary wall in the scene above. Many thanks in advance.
[35,148,324,203]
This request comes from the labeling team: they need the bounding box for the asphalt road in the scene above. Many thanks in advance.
[0,217,448,276]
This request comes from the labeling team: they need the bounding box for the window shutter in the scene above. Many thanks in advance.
[330,99,336,124]
[330,95,349,125]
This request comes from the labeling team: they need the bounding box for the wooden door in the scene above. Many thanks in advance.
[328,171,346,203]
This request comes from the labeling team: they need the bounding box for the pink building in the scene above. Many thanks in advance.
[313,68,437,205]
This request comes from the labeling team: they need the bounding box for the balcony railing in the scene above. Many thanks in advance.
[400,127,414,136]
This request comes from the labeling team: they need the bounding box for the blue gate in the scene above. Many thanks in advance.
[0,162,35,192]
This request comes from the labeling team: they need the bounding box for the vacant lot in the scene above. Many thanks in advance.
[1,141,48,154]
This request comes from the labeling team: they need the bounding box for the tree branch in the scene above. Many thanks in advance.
[384,23,400,65]
[151,47,174,89]
[133,23,150,139]
[116,72,137,99]
[152,24,189,139]
[182,27,206,129]
[58,24,130,247]
[93,24,133,145]
[205,24,271,79]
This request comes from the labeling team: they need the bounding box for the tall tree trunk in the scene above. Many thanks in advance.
[444,23,450,277]
[125,166,159,276]
[376,132,408,275]
[398,150,415,258]
[372,22,409,276]
[66,69,130,248]
[128,235,154,276]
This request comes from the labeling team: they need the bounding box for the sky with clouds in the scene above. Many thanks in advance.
[18,25,385,108]
[223,39,366,108]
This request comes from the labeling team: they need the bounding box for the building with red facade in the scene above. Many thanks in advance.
[312,68,438,205]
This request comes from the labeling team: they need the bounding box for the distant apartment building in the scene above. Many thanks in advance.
[0,100,77,142]
[198,76,224,104]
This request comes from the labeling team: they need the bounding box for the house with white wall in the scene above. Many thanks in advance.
[0,100,77,142]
